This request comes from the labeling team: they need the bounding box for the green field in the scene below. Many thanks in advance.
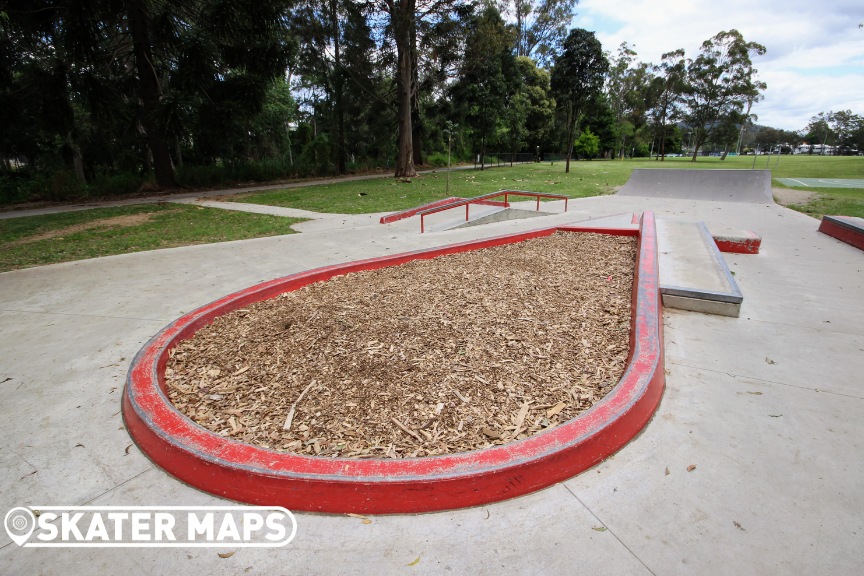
[0,204,305,272]
[2,154,862,272]
[234,155,864,218]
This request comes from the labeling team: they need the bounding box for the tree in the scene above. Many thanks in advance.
[681,30,766,161]
[581,93,617,158]
[3,0,296,189]
[514,56,555,154]
[452,5,517,169]
[605,42,648,160]
[648,49,686,160]
[379,0,465,177]
[572,127,599,159]
[829,110,864,153]
[499,0,579,65]
[803,112,834,154]
[551,28,608,173]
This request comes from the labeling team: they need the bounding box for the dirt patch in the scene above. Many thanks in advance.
[773,188,819,207]
[166,232,636,459]
[8,212,169,246]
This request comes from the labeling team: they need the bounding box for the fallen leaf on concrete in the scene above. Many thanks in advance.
[407,554,421,566]
[733,521,746,532]
[592,526,607,532]
[74,443,84,448]
[687,464,696,472]
[665,467,670,476]
[765,357,777,365]
[217,551,235,558]
[124,443,133,455]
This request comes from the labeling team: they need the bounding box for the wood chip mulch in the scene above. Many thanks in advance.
[165,232,637,459]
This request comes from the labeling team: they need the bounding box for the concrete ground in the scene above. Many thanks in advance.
[1,192,862,575]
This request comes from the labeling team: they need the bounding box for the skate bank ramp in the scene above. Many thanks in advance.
[618,169,773,204]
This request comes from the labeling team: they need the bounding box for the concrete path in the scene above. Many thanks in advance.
[0,164,487,221]
[1,192,863,575]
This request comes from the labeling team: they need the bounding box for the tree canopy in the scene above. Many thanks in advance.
[551,28,608,172]
[680,30,766,160]
[5,5,832,205]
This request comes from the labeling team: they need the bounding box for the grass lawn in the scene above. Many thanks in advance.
[234,155,864,217]
[233,161,626,214]
[781,188,864,219]
[0,203,305,272]
[2,154,861,273]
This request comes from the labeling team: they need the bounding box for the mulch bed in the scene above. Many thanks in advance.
[165,231,637,459]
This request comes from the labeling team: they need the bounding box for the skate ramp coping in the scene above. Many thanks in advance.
[618,168,773,204]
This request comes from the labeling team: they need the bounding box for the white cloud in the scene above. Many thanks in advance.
[578,0,864,130]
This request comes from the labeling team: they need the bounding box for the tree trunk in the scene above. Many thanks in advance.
[391,0,417,178]
[331,0,346,174]
[66,132,86,184]
[128,0,177,188]
[690,130,702,161]
[564,106,578,174]
[412,108,423,167]
[410,24,423,167]
[174,135,183,168]
[659,122,666,161]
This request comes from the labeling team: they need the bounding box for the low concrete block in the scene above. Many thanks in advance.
[710,227,762,254]
[819,215,864,252]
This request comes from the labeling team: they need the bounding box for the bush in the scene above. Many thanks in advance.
[573,128,600,159]
[87,172,150,197]
[176,164,234,188]
[0,174,38,205]
[298,134,333,176]
[425,152,452,168]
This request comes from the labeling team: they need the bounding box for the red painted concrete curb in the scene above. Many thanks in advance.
[123,214,665,514]
[712,231,762,254]
[819,215,864,252]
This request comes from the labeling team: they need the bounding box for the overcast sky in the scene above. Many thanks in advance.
[577,0,864,131]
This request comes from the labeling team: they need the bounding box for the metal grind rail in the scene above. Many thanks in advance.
[418,190,569,233]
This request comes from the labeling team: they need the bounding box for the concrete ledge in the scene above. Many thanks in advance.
[819,215,864,252]
[658,220,743,318]
[661,294,740,317]
[123,215,665,514]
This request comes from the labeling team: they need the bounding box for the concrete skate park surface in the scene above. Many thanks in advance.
[1,188,863,573]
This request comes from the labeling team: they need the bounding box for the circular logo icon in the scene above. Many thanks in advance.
[4,507,36,546]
